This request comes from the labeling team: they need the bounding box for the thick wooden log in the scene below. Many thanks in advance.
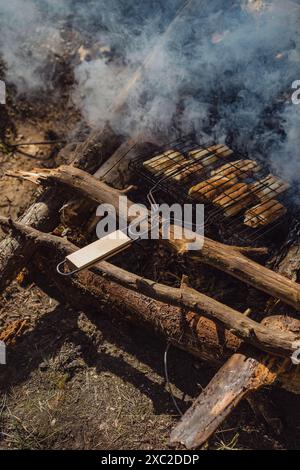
[1,216,299,359]
[0,127,124,293]
[278,243,300,281]
[9,165,300,313]
[0,189,64,293]
[170,352,277,449]
[170,264,300,449]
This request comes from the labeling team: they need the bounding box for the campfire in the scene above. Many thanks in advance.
[2,126,300,448]
[1,0,300,452]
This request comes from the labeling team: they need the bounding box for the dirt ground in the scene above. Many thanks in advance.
[0,63,300,451]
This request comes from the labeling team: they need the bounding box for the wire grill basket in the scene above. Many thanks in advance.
[129,135,293,246]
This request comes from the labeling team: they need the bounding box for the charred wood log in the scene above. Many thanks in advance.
[72,125,124,174]
[9,165,300,313]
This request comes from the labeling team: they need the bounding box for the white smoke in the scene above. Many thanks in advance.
[0,0,67,92]
[0,0,300,185]
[73,1,300,159]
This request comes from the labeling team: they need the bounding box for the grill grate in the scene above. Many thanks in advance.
[129,135,293,246]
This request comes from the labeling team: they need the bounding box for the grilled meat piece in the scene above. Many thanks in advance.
[244,200,287,228]
[188,144,234,169]
[170,161,205,182]
[211,159,260,179]
[143,144,234,180]
[250,175,290,201]
[189,175,237,202]
[143,150,185,175]
[213,183,254,217]
[188,143,224,159]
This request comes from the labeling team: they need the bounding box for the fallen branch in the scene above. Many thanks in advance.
[9,165,300,312]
